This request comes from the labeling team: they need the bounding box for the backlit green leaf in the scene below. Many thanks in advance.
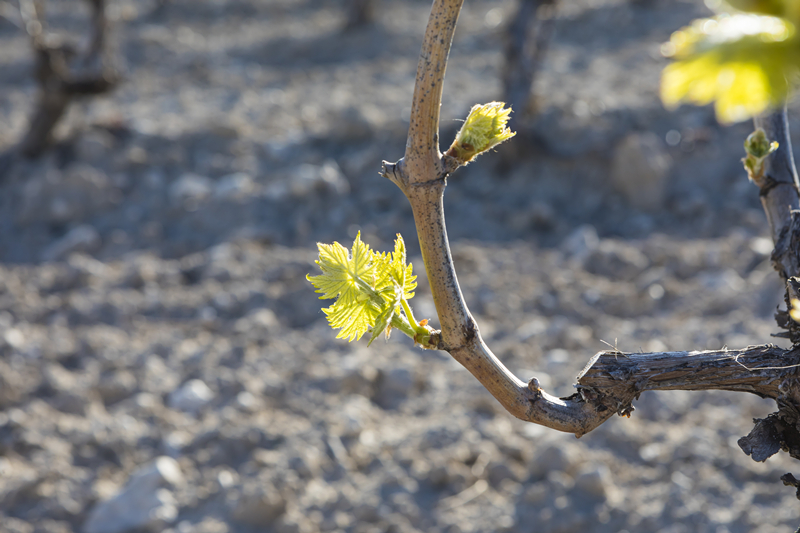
[307,233,419,343]
[661,14,800,123]
[724,0,800,22]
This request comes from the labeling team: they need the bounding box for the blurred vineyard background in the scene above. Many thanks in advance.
[0,0,799,532]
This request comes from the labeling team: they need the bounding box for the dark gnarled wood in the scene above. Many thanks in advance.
[16,0,118,158]
[578,346,800,410]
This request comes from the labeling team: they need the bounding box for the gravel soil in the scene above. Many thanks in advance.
[1,0,799,532]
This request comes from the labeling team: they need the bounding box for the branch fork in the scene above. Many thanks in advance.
[15,0,119,159]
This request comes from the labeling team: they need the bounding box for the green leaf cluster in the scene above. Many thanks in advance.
[307,233,433,346]
[661,2,800,123]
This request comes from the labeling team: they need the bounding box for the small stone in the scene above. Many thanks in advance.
[610,131,672,211]
[214,172,255,199]
[3,516,34,533]
[574,465,611,499]
[75,130,115,162]
[96,371,138,405]
[231,485,286,526]
[141,356,179,395]
[337,104,383,141]
[235,391,262,412]
[547,470,575,493]
[233,308,279,334]
[43,363,94,415]
[563,225,599,262]
[217,469,236,489]
[281,160,350,198]
[487,461,518,487]
[83,457,183,533]
[162,430,192,457]
[427,465,450,487]
[529,442,580,478]
[584,240,649,281]
[168,379,215,413]
[42,225,101,261]
[376,367,414,408]
[169,173,212,206]
[383,368,414,395]
[523,484,548,504]
[4,328,25,349]
[340,365,378,397]
[18,164,116,225]
[352,503,381,523]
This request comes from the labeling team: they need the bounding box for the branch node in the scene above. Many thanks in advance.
[380,159,407,193]
[441,154,460,177]
[428,330,443,350]
[527,377,541,395]
[578,386,597,403]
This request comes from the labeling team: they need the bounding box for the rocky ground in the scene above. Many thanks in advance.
[0,0,799,531]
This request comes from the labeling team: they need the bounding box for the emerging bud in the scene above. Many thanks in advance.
[446,102,516,165]
[742,128,779,184]
[745,128,779,159]
[790,298,800,324]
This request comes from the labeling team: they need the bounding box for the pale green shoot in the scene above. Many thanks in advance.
[445,102,516,164]
[307,233,434,347]
[742,128,779,182]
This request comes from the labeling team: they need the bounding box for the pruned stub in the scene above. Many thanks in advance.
[575,383,636,419]
[576,350,638,418]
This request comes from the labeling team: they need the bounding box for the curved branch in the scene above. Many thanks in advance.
[384,0,624,437]
[384,1,800,445]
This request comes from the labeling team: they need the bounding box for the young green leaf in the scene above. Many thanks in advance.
[660,14,800,123]
[308,233,380,341]
[308,233,427,344]
[308,232,374,305]
[372,233,416,301]
[724,0,800,22]
[742,128,779,182]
